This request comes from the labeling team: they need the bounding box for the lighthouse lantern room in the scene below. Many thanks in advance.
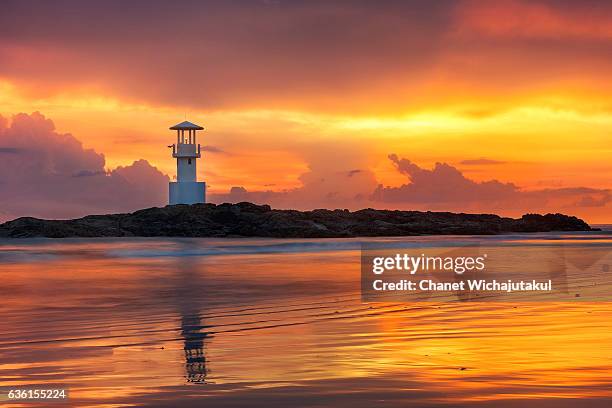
[168,121,206,205]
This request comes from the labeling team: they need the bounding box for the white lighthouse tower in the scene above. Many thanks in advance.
[168,121,206,205]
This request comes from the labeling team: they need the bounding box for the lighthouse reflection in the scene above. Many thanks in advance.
[174,240,209,383]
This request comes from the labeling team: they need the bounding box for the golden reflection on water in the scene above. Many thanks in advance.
[0,237,610,407]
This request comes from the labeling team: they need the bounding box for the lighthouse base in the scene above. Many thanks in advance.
[169,182,206,205]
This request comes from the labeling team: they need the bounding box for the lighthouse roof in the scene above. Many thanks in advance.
[170,121,204,130]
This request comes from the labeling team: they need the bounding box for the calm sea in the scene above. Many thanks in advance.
[0,232,611,407]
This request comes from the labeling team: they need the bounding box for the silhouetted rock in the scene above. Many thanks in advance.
[0,202,595,238]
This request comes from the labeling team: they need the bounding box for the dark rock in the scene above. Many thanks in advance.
[0,202,595,238]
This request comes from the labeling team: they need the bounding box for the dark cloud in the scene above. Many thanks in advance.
[460,158,506,165]
[0,112,169,221]
[0,0,454,112]
[2,1,612,113]
[72,170,106,177]
[0,147,23,154]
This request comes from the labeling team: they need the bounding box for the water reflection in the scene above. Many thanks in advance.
[175,240,208,384]
[0,235,610,407]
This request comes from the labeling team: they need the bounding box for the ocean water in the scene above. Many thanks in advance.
[0,232,611,407]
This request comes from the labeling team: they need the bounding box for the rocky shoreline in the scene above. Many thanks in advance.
[0,202,596,238]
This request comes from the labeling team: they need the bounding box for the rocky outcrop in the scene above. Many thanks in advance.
[0,202,595,238]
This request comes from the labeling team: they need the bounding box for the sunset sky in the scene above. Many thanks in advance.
[0,0,610,222]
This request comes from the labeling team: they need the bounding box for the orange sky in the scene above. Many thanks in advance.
[0,0,610,222]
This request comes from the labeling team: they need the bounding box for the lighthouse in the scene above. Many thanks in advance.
[168,121,206,205]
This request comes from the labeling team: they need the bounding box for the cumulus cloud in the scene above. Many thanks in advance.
[0,112,169,221]
[209,152,610,220]
[373,154,518,205]
[372,154,611,215]
[210,166,379,210]
[210,146,379,210]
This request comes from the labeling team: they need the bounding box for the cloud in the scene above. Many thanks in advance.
[375,154,518,205]
[0,1,453,113]
[0,112,169,221]
[201,145,227,154]
[0,113,609,222]
[2,1,612,114]
[72,169,106,177]
[372,154,611,215]
[209,165,379,210]
[529,187,611,208]
[210,142,379,210]
[455,0,612,40]
[459,158,506,165]
[0,147,22,154]
[209,150,610,221]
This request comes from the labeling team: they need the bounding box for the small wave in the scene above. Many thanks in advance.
[105,232,611,259]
